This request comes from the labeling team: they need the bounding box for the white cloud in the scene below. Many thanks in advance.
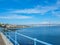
[40,22,50,24]
[0,15,32,19]
[1,0,60,17]
[10,9,40,14]
[7,0,59,15]
[52,11,60,17]
[27,21,55,25]
[8,7,52,15]
[38,21,58,24]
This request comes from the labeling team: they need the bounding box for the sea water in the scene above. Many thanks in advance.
[3,26,60,45]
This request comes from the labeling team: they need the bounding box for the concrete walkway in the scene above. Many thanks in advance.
[0,34,6,45]
[0,32,13,45]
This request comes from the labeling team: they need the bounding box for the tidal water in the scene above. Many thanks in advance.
[3,26,60,45]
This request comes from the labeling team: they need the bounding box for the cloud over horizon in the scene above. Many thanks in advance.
[0,15,32,19]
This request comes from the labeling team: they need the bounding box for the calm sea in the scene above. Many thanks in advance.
[4,26,60,45]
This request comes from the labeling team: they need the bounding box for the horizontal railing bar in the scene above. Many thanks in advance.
[16,32,52,45]
[34,39,52,45]
[6,35,19,45]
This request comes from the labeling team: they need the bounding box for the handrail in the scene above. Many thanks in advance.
[4,31,53,45]
[16,32,52,45]
[5,34,20,45]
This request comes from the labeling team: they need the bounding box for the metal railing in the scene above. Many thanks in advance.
[4,32,52,45]
[4,32,20,45]
[15,32,52,45]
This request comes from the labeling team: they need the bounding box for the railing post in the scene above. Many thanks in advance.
[15,32,17,45]
[34,38,37,45]
[15,32,20,45]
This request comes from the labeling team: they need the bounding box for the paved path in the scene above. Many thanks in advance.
[0,34,6,45]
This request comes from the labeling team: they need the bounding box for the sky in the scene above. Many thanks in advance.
[0,0,60,25]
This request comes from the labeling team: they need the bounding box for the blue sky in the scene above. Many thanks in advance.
[0,0,60,25]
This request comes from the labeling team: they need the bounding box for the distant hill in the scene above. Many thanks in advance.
[29,24,60,27]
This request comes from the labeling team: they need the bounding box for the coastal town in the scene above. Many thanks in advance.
[0,23,30,32]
